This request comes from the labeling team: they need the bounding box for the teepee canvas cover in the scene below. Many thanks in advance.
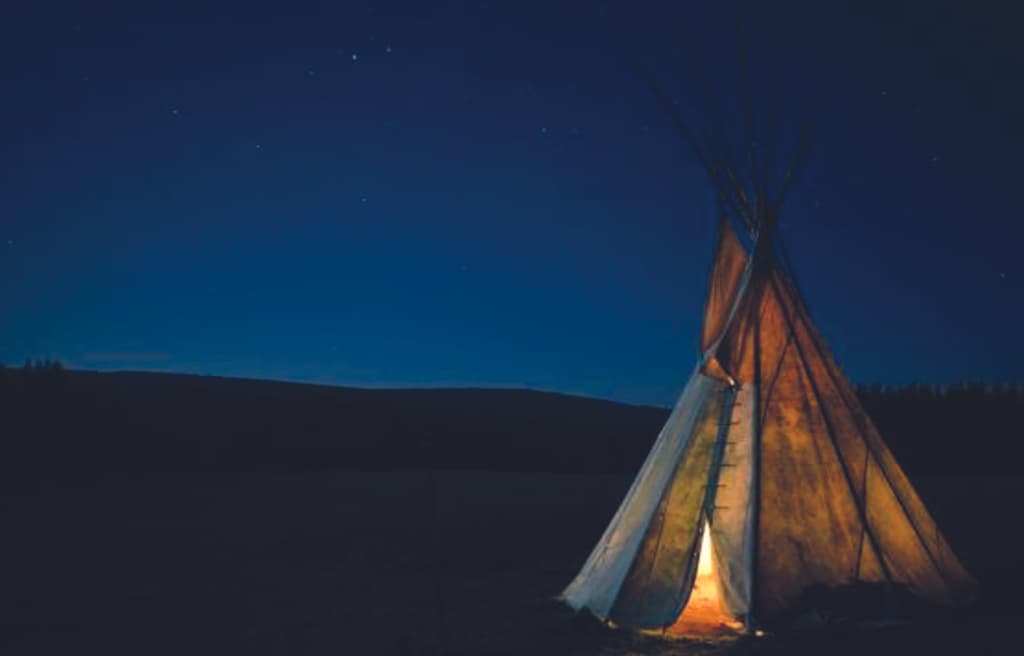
[561,217,977,634]
[561,150,977,634]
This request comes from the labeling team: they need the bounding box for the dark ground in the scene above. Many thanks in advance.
[2,370,1021,654]
[3,471,1021,655]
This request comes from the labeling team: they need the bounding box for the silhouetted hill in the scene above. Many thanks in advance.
[0,368,1020,476]
[0,369,667,476]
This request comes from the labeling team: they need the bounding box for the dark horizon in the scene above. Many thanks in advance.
[3,0,1022,406]
[4,360,1024,412]
[4,364,1020,479]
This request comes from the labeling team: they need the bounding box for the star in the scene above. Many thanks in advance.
[352,53,359,62]
[1000,272,1007,279]
[540,127,548,134]
[360,197,368,204]
[6,239,13,247]
[307,68,316,76]
[385,46,392,54]
[170,108,180,116]
[255,144,262,150]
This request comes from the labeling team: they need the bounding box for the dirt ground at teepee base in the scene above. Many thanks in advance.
[3,471,1021,655]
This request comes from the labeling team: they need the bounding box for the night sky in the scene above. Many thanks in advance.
[2,1,1021,406]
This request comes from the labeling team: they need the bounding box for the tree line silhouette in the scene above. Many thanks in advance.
[855,381,1023,476]
[0,362,1020,477]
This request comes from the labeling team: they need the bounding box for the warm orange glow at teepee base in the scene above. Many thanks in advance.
[664,521,744,637]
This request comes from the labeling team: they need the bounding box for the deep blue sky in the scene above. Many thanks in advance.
[2,0,1021,406]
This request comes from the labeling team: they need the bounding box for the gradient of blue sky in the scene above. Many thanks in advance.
[1,0,1021,405]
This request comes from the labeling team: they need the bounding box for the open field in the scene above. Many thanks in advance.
[3,471,1021,655]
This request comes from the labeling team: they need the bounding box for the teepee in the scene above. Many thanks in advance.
[560,69,978,637]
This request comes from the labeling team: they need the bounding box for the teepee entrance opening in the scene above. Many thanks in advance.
[665,520,743,636]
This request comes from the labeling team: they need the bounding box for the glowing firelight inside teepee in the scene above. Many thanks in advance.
[696,521,717,579]
[666,520,740,636]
